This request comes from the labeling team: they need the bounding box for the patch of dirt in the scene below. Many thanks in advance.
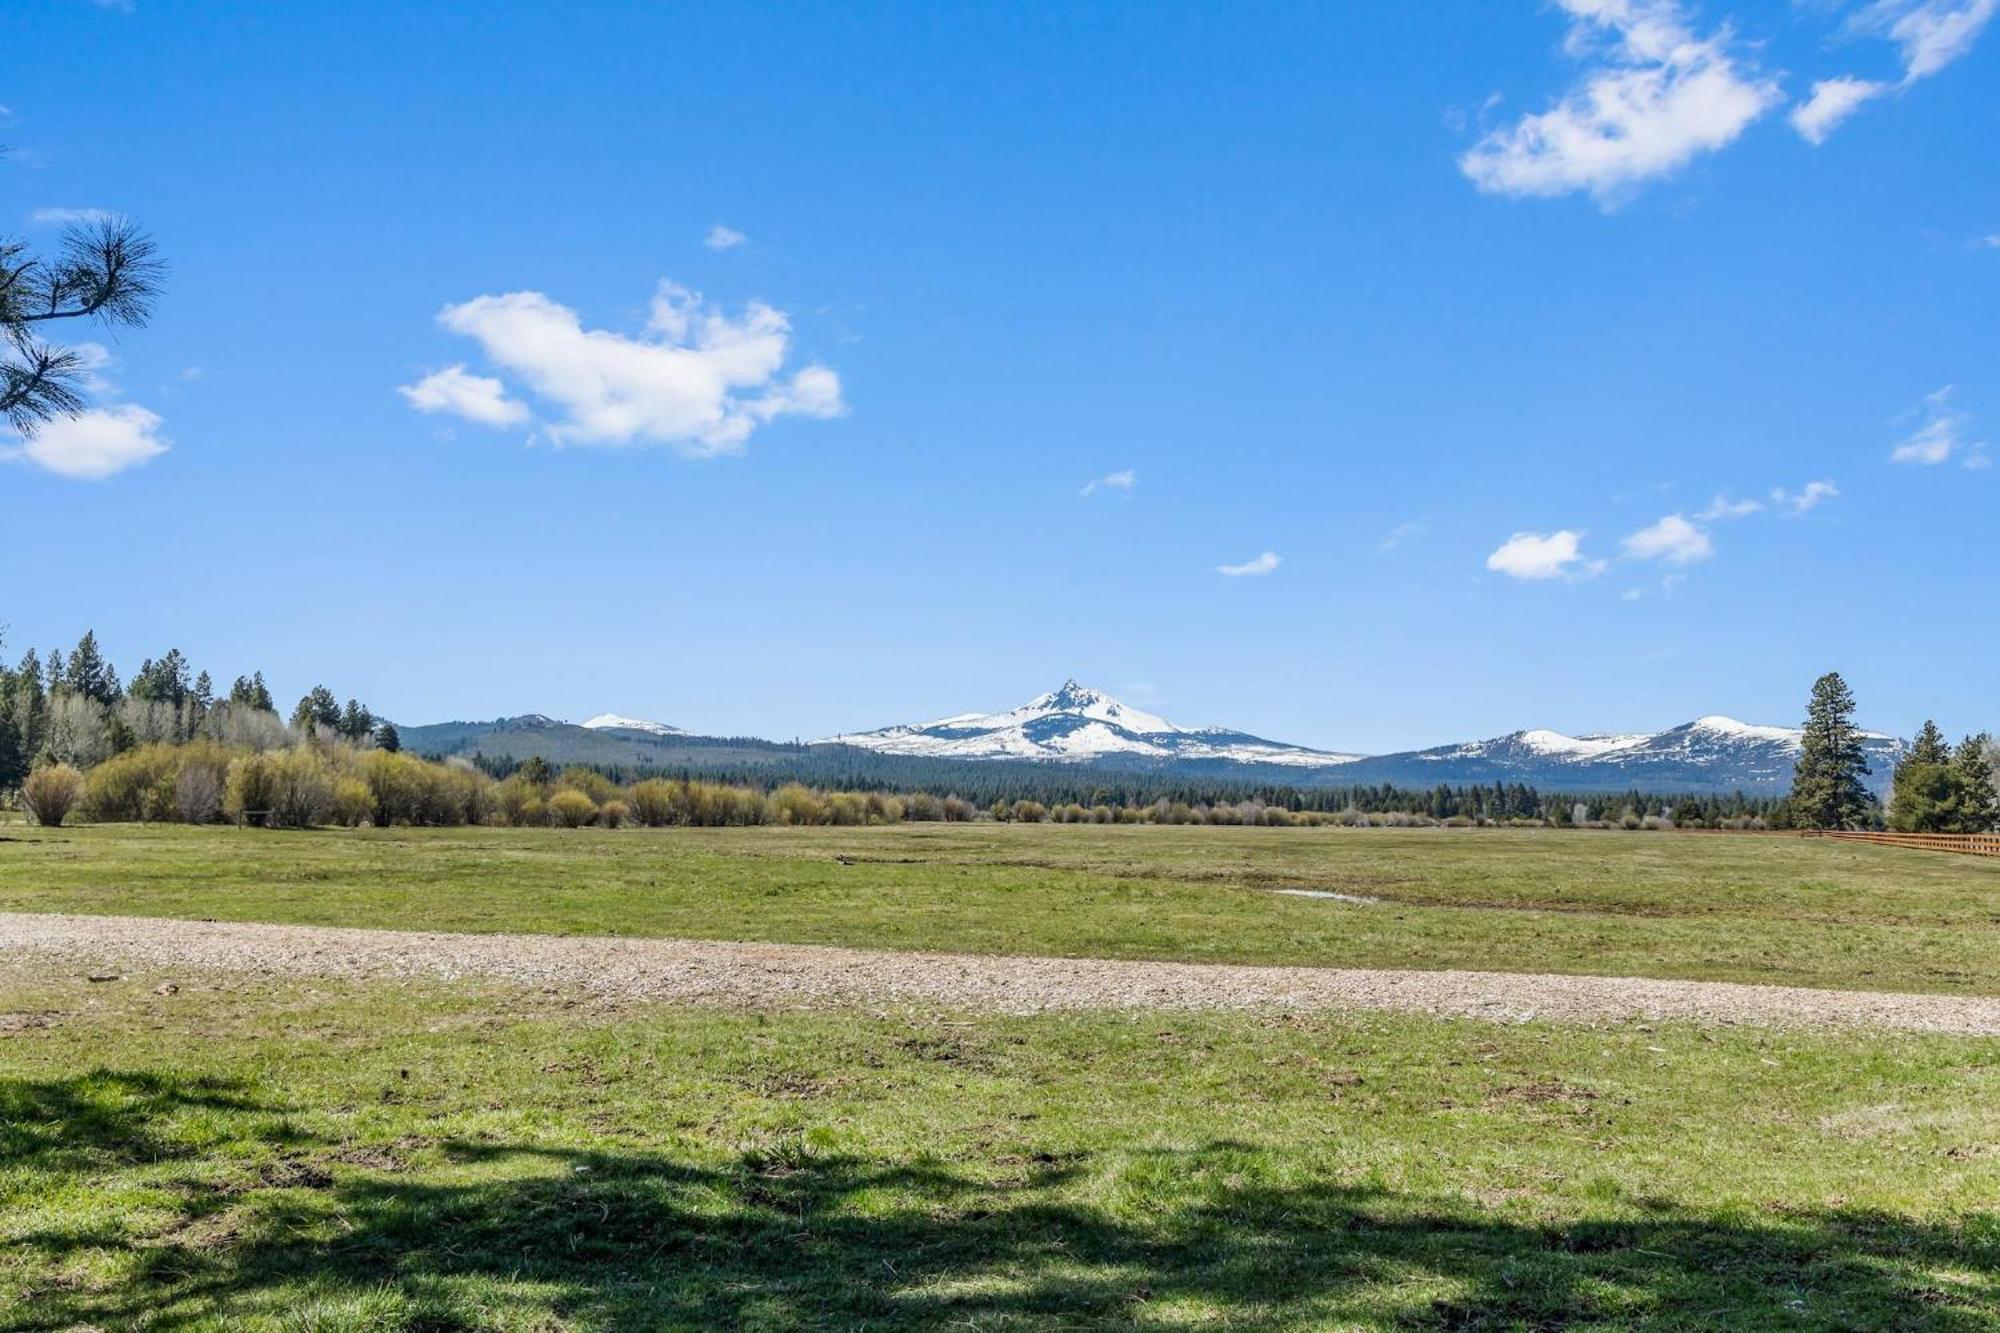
[255,1158,335,1190]
[5,910,2000,1035]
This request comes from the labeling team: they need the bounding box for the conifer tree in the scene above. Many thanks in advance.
[338,698,374,741]
[1907,720,1951,766]
[1791,671,1871,829]
[63,631,119,704]
[2,217,162,434]
[291,685,341,735]
[1956,733,1998,833]
[229,672,274,712]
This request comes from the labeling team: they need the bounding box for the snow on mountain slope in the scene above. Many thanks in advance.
[581,713,686,738]
[1390,715,1905,792]
[820,680,1364,768]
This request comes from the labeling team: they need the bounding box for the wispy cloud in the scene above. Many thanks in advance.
[403,280,844,456]
[1485,530,1602,581]
[1621,513,1714,565]
[28,207,114,227]
[1770,480,1840,514]
[1890,386,1989,468]
[1696,493,1763,521]
[704,224,747,251]
[1865,0,1998,81]
[1217,551,1282,577]
[1460,0,1780,205]
[1079,468,1136,497]
[1793,0,1997,142]
[1377,520,1424,552]
[1791,77,1889,144]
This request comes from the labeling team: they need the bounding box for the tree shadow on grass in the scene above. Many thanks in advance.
[2,1071,1997,1331]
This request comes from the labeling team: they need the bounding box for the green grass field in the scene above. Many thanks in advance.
[4,822,1999,992]
[4,823,2000,1329]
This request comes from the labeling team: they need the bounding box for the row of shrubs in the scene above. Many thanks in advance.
[991,797,1766,830]
[12,744,1775,833]
[12,744,973,830]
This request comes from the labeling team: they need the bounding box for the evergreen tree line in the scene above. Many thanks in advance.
[1784,671,1996,833]
[468,748,1785,828]
[1886,720,1999,835]
[0,629,399,791]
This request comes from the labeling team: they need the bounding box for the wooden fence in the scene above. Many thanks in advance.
[1800,830,2000,859]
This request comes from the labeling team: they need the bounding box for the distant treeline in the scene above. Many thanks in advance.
[463,750,1783,827]
[8,633,1986,833]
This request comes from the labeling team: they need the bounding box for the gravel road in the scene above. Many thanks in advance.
[4,910,1999,1033]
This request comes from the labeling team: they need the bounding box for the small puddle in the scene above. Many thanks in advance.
[1267,888,1381,905]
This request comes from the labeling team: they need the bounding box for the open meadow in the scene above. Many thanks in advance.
[4,823,2000,1329]
[4,821,1999,992]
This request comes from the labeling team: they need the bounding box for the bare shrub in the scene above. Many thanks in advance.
[21,763,85,827]
[173,758,226,824]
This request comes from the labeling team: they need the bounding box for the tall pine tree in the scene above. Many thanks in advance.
[1791,671,1871,830]
[1907,720,1951,766]
[1956,733,1998,833]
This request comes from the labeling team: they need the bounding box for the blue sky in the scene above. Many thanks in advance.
[2,0,1994,752]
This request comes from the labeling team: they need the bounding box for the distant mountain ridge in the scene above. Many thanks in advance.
[1342,715,1905,795]
[395,684,1907,795]
[819,680,1366,769]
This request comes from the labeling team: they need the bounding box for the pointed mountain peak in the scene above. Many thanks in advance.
[1040,678,1104,708]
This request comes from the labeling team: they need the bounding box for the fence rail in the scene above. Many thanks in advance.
[1800,830,2000,859]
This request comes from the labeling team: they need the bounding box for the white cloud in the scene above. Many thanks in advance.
[1217,551,1282,577]
[397,364,528,427]
[705,224,747,251]
[1790,77,1888,143]
[1485,530,1600,580]
[65,341,117,395]
[1770,479,1839,514]
[1079,469,1136,497]
[28,207,114,227]
[413,281,844,456]
[1621,512,1713,564]
[1459,0,1781,204]
[1890,386,1988,467]
[1865,0,1997,80]
[1696,493,1763,521]
[4,404,168,479]
[1795,1,1996,141]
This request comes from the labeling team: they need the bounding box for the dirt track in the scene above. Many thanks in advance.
[4,910,2000,1034]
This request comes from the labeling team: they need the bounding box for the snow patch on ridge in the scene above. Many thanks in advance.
[581,713,686,737]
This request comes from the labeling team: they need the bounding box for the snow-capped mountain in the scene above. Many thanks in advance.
[581,713,686,738]
[1352,715,1906,794]
[820,680,1365,769]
